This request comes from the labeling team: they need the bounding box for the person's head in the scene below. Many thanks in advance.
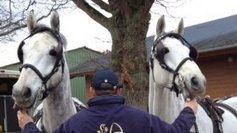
[90,69,122,96]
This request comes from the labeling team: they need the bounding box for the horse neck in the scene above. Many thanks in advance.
[153,83,184,123]
[42,62,76,132]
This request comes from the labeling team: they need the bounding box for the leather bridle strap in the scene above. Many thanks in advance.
[150,32,196,96]
[19,58,64,100]
[18,26,65,100]
[171,57,193,96]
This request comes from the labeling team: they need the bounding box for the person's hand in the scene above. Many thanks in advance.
[17,110,34,129]
[184,98,198,114]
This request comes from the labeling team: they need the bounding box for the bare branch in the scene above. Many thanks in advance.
[153,0,188,18]
[72,0,109,28]
[37,0,71,22]
[0,0,73,42]
[91,0,111,13]
[0,18,25,30]
[0,24,27,37]
[8,0,12,20]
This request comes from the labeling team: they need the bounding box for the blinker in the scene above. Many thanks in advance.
[152,33,198,62]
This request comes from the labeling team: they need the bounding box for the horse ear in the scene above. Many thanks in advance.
[50,11,60,32]
[175,18,184,36]
[156,15,165,36]
[27,10,37,33]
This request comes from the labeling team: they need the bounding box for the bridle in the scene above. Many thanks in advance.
[150,33,198,96]
[150,33,200,133]
[17,26,65,105]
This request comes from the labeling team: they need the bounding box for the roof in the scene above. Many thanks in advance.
[0,69,19,78]
[183,15,237,52]
[70,52,111,78]
[192,31,237,52]
[146,15,237,54]
[1,46,102,70]
[1,46,104,79]
[65,46,102,68]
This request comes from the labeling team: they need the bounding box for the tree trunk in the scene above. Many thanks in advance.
[109,11,150,111]
[72,0,154,111]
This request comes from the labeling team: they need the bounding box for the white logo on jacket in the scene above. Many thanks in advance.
[97,122,123,133]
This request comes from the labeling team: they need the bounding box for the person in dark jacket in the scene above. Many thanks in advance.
[17,69,198,133]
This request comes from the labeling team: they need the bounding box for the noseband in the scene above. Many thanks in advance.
[150,33,198,96]
[17,26,65,102]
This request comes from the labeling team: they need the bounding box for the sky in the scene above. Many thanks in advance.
[0,0,237,67]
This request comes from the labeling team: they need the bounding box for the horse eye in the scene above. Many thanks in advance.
[49,49,57,56]
[163,47,169,54]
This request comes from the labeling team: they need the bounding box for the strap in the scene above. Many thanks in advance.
[171,57,192,96]
[190,122,199,133]
[197,97,224,133]
[215,102,237,118]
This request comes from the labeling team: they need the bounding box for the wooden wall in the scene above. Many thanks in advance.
[197,50,237,98]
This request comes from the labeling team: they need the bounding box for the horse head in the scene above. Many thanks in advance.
[12,10,67,110]
[150,15,206,99]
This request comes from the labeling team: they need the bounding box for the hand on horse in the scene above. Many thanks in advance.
[184,98,198,114]
[17,110,34,129]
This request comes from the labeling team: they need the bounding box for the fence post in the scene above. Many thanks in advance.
[3,95,8,132]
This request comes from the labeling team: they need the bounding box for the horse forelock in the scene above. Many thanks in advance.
[59,33,67,48]
[29,24,67,48]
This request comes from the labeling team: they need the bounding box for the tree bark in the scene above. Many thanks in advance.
[109,7,151,111]
[72,0,154,111]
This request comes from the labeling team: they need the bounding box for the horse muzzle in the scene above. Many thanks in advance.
[12,86,37,109]
[184,75,207,98]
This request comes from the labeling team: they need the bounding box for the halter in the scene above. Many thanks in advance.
[150,33,198,96]
[17,26,65,103]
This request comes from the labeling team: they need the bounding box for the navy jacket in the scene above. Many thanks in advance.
[23,95,196,133]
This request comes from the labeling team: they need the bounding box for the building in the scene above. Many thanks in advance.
[0,46,103,132]
[70,52,111,101]
[0,69,20,132]
[146,15,237,98]
[1,46,103,104]
[184,15,237,98]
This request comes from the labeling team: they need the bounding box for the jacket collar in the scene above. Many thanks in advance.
[88,95,125,107]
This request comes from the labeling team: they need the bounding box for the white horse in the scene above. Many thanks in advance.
[149,15,237,133]
[12,10,85,133]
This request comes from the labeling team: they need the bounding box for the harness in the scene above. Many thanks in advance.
[150,33,198,96]
[150,33,237,133]
[215,102,237,118]
[197,97,224,133]
[33,99,87,133]
[17,26,88,132]
[17,26,65,107]
[214,96,237,119]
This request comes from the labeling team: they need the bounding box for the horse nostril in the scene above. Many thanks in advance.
[23,87,32,98]
[191,77,199,86]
